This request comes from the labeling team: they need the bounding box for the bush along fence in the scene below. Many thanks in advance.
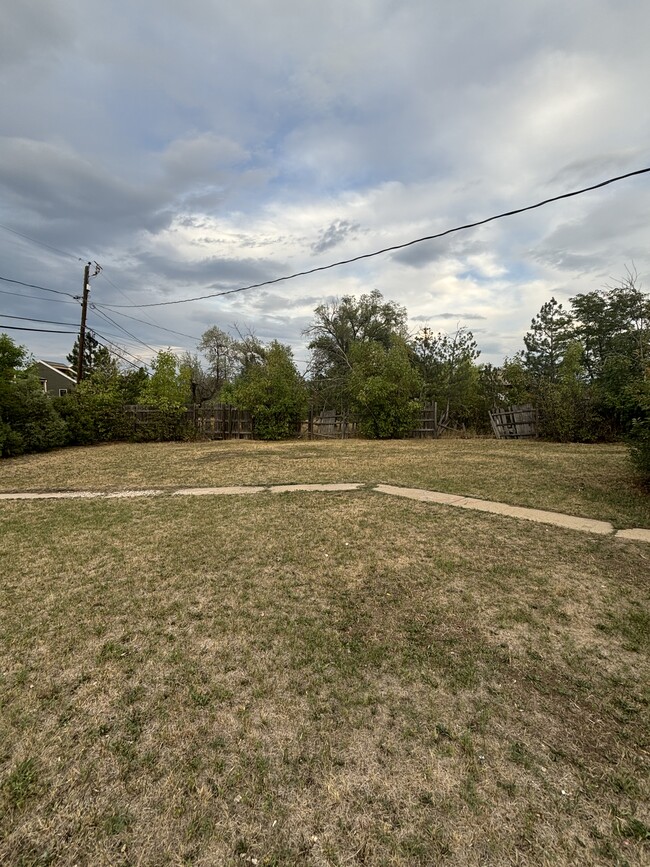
[123,404,254,440]
[306,403,504,440]
[122,402,540,442]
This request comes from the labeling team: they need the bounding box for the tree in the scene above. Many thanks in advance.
[197,326,238,397]
[523,298,574,383]
[1,334,67,457]
[306,290,408,411]
[180,352,216,405]
[67,332,116,380]
[411,325,480,424]
[568,273,650,436]
[347,336,421,438]
[223,341,307,440]
[139,350,192,410]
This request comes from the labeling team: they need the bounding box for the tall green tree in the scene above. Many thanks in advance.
[139,350,192,410]
[223,341,307,440]
[571,276,649,418]
[411,325,480,424]
[523,297,574,384]
[347,336,422,439]
[306,290,408,410]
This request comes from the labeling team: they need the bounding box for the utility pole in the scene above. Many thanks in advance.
[76,262,91,383]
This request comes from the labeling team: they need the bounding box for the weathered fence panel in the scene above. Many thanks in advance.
[123,405,253,440]
[489,404,538,439]
[410,402,455,439]
[310,409,357,439]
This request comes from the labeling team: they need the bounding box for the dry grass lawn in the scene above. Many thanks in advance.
[1,438,648,528]
[0,441,649,865]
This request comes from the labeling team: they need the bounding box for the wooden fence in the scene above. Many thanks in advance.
[308,403,456,439]
[489,404,538,439]
[124,402,538,441]
[307,409,357,439]
[123,405,253,439]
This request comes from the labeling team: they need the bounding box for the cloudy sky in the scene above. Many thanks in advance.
[1,0,649,372]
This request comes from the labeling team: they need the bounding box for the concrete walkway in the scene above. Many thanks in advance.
[1,482,648,542]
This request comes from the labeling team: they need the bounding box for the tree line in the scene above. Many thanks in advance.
[1,271,648,479]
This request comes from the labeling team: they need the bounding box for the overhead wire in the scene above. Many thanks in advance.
[0,312,156,352]
[90,305,201,341]
[0,274,77,298]
[0,325,78,334]
[90,330,151,370]
[95,269,165,333]
[99,166,650,309]
[0,288,80,305]
[0,222,85,262]
[90,306,158,354]
[0,313,80,328]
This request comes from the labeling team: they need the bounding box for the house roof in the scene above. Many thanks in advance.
[38,360,77,384]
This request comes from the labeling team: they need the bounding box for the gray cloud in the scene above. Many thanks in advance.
[1,0,650,369]
[311,220,360,255]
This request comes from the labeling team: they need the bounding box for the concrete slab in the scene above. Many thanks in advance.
[269,483,362,493]
[104,489,163,499]
[615,528,650,543]
[374,484,614,535]
[0,491,101,500]
[172,486,265,496]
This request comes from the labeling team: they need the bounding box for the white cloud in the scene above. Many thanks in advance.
[1,0,649,368]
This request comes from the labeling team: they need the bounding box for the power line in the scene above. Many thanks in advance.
[0,288,80,305]
[0,314,151,350]
[91,304,201,341]
[0,223,84,262]
[0,313,79,327]
[90,330,151,370]
[102,165,650,309]
[0,324,77,334]
[1,308,163,350]
[0,274,77,298]
[90,306,158,354]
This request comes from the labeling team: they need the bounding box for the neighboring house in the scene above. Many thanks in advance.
[37,361,77,396]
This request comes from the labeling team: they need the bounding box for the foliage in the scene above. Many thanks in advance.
[523,297,574,383]
[535,343,603,442]
[223,341,307,440]
[195,326,237,402]
[411,326,480,425]
[67,332,117,380]
[628,380,650,482]
[54,370,132,446]
[347,337,421,438]
[0,335,67,457]
[180,352,218,406]
[139,350,192,410]
[306,290,408,411]
[570,275,650,428]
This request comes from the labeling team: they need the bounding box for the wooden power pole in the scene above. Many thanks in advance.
[77,262,91,383]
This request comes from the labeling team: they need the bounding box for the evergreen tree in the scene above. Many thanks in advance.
[523,298,574,383]
[412,326,480,423]
[67,332,116,379]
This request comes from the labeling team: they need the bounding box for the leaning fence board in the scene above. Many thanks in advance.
[489,405,538,439]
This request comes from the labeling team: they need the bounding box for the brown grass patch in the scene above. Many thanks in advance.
[1,491,648,865]
[1,438,649,528]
